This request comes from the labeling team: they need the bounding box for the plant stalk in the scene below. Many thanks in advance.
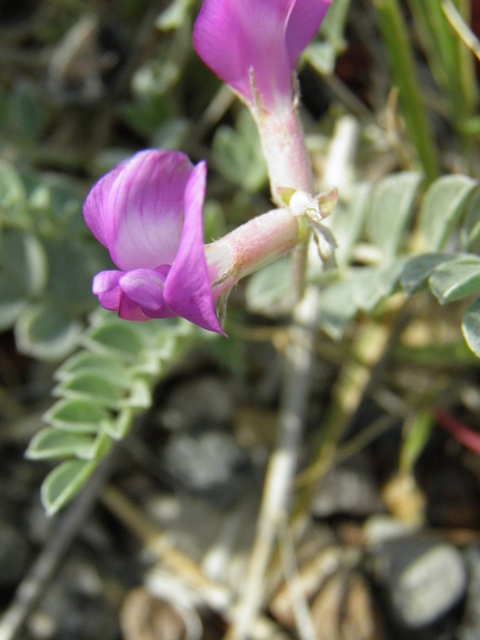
[373,0,440,181]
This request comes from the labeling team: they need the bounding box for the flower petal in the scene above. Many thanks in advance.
[98,288,122,311]
[92,270,123,311]
[83,163,127,248]
[92,270,123,294]
[118,293,151,321]
[285,0,332,66]
[119,267,173,317]
[164,162,225,335]
[84,150,193,272]
[193,0,331,110]
[193,0,293,109]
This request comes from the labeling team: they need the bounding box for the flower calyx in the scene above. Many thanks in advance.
[280,187,338,222]
[279,187,338,269]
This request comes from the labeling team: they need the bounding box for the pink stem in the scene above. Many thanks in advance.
[254,105,313,204]
[205,207,304,288]
[434,409,480,456]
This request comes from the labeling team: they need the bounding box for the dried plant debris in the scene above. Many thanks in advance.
[120,585,196,640]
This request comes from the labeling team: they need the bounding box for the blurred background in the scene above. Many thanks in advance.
[1,0,480,639]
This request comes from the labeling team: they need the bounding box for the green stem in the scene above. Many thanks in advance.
[294,320,391,493]
[450,0,478,114]
[373,0,440,181]
[407,0,477,152]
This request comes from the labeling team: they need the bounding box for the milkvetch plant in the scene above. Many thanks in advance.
[28,0,480,539]
[7,0,480,638]
[31,0,340,512]
[83,0,337,335]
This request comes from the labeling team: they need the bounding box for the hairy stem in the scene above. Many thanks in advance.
[254,105,314,207]
[205,208,306,287]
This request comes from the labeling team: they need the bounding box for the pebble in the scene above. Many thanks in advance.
[163,427,253,507]
[311,464,384,519]
[372,537,467,628]
[159,377,234,431]
[457,546,480,640]
[363,515,420,545]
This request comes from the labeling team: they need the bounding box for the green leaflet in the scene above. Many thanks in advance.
[0,230,47,297]
[41,460,97,516]
[155,0,194,30]
[429,257,480,304]
[460,189,480,253]
[0,231,48,331]
[315,261,404,339]
[0,277,27,331]
[54,352,133,387]
[0,160,28,224]
[26,429,96,460]
[351,260,406,313]
[245,257,292,315]
[419,175,478,250]
[303,41,336,75]
[43,398,111,434]
[212,108,267,193]
[54,372,128,410]
[365,172,423,257]
[101,409,135,441]
[15,304,83,362]
[401,253,456,294]
[317,278,358,340]
[306,0,352,74]
[462,297,480,358]
[83,322,149,362]
[34,312,199,514]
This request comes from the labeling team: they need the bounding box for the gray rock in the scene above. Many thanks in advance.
[163,428,253,507]
[311,465,384,519]
[372,538,467,628]
[458,546,480,640]
[364,515,420,544]
[159,377,234,431]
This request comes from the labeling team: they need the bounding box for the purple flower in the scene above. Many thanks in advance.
[193,0,332,112]
[83,150,225,335]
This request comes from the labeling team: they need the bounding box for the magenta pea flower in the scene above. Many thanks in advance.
[193,0,332,113]
[193,0,332,202]
[83,150,225,335]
